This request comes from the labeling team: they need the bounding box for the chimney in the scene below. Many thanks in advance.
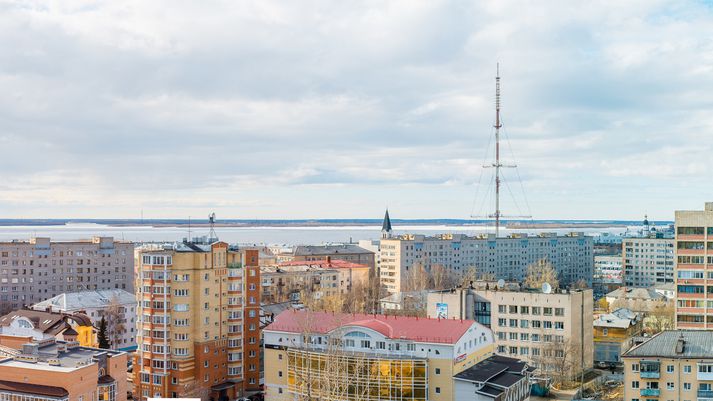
[326,256,331,264]
[676,334,685,354]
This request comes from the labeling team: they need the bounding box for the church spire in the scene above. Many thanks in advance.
[381,209,393,239]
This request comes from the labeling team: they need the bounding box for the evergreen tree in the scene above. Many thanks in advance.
[98,316,110,349]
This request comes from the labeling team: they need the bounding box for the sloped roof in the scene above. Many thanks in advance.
[623,330,713,359]
[606,287,665,301]
[0,380,68,398]
[382,209,392,232]
[32,289,136,312]
[594,308,640,328]
[265,310,477,344]
[293,245,373,256]
[0,310,66,333]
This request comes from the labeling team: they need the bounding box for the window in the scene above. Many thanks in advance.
[543,307,552,316]
[435,368,441,375]
[509,305,518,314]
[498,305,506,313]
[666,382,674,390]
[667,365,674,373]
[543,321,552,329]
[532,307,541,315]
[602,328,608,336]
[684,365,691,373]
[684,383,691,390]
[631,381,639,389]
[435,387,441,394]
[632,363,639,372]
[555,308,564,316]
[555,322,564,330]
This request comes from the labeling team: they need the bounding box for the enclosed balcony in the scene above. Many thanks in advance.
[640,388,660,396]
[640,361,661,379]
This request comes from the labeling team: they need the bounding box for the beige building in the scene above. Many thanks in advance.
[622,330,713,401]
[0,337,127,401]
[264,310,495,401]
[261,259,369,304]
[674,202,713,329]
[622,236,674,287]
[133,242,261,401]
[427,287,593,378]
[292,244,376,269]
[380,232,593,293]
[0,237,134,313]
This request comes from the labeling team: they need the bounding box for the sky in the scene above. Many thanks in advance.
[1,0,713,220]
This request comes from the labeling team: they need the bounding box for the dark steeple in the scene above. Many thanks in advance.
[381,209,393,239]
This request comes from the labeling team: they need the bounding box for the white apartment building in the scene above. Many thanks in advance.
[622,237,674,287]
[380,233,593,293]
[0,237,134,313]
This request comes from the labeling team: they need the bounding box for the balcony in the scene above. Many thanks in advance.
[640,371,660,379]
[640,388,660,396]
[698,365,713,381]
[698,390,713,398]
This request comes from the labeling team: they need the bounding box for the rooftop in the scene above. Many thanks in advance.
[265,310,481,344]
[606,287,665,301]
[0,380,68,398]
[594,308,640,329]
[293,244,374,256]
[277,259,369,269]
[623,330,713,359]
[32,289,136,312]
[0,340,124,372]
[454,355,531,399]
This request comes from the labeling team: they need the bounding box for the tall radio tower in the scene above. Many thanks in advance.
[472,64,531,236]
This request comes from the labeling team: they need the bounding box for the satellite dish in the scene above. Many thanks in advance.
[497,279,505,289]
[542,282,552,294]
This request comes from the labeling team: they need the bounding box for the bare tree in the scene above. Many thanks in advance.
[402,263,433,292]
[534,336,583,389]
[103,295,126,349]
[644,302,675,334]
[431,264,459,290]
[524,259,560,290]
[460,265,495,287]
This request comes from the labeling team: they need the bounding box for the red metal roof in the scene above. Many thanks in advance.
[265,310,476,344]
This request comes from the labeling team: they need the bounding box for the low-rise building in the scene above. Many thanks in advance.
[264,309,495,401]
[604,287,668,313]
[593,308,643,365]
[261,259,370,304]
[622,330,713,401]
[454,355,533,401]
[427,287,593,378]
[0,337,127,401]
[31,289,137,351]
[0,309,95,347]
[379,290,428,314]
[292,244,376,269]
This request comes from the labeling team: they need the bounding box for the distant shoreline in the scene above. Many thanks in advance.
[0,219,670,229]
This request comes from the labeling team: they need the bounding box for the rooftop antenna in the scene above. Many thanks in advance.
[208,212,218,241]
[471,63,531,236]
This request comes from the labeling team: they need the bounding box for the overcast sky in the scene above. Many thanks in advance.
[1,1,712,220]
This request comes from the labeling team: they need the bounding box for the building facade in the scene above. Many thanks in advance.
[675,202,713,329]
[426,287,593,378]
[31,289,137,351]
[0,237,134,313]
[260,259,370,304]
[132,242,261,401]
[622,330,713,401]
[622,237,674,287]
[380,233,593,293]
[264,310,495,401]
[0,337,127,401]
[593,308,642,365]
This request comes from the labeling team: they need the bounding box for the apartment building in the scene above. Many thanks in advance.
[0,337,127,401]
[674,202,713,329]
[264,309,495,401]
[133,242,261,401]
[380,232,593,293]
[32,289,137,351]
[426,287,593,378]
[622,236,674,287]
[292,244,376,269]
[260,259,370,304]
[0,237,134,313]
[622,330,713,401]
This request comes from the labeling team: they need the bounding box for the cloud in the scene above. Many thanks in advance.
[1,0,712,219]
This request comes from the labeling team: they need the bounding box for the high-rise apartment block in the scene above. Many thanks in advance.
[622,237,674,287]
[674,202,713,329]
[133,242,261,401]
[380,233,593,293]
[0,237,134,313]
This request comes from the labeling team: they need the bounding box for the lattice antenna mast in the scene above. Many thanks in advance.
[472,64,530,236]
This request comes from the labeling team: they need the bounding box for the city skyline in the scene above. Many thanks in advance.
[2,1,713,220]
